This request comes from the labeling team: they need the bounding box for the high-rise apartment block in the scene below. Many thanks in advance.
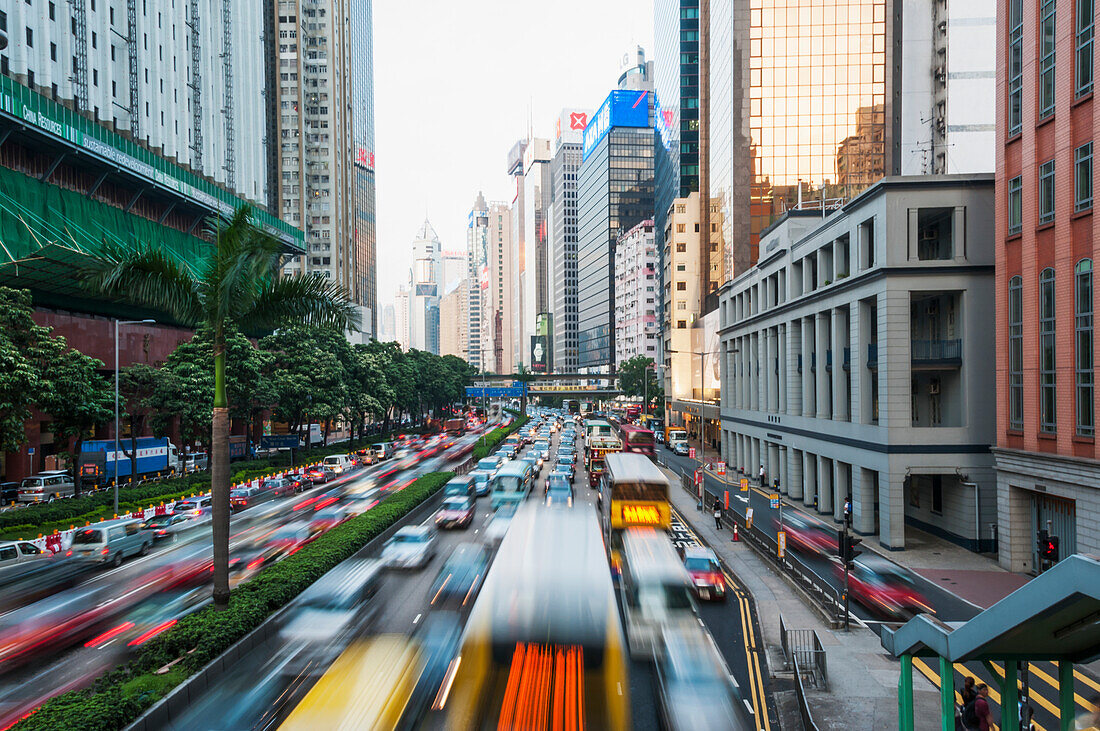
[466,194,490,371]
[274,0,358,308]
[2,0,269,205]
[614,219,659,364]
[993,0,1099,571]
[577,88,655,371]
[439,280,468,359]
[549,109,589,374]
[484,202,513,373]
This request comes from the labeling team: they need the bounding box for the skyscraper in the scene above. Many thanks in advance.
[350,0,378,338]
[506,140,527,371]
[409,219,442,353]
[522,138,553,369]
[549,109,590,374]
[275,0,358,304]
[614,219,659,364]
[484,202,514,373]
[439,280,469,359]
[576,88,656,372]
[394,286,410,351]
[467,194,490,371]
[379,304,396,343]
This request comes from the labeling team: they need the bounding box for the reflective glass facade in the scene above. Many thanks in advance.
[351,0,377,334]
[577,126,655,370]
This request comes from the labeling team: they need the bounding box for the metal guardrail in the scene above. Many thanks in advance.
[792,653,824,731]
[911,338,962,362]
[779,615,828,688]
[680,474,847,627]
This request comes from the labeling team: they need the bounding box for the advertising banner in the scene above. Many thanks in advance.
[582,90,651,161]
[531,335,548,373]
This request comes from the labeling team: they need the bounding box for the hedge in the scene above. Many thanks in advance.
[472,413,530,461]
[0,427,425,539]
[13,469,454,731]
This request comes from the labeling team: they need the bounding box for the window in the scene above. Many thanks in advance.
[1040,268,1057,433]
[25,27,32,47]
[1076,143,1093,211]
[676,223,685,233]
[676,282,687,291]
[1008,0,1024,133]
[1039,0,1056,117]
[1008,176,1023,232]
[677,320,687,329]
[1009,276,1024,430]
[676,243,687,253]
[50,42,56,61]
[1039,160,1056,223]
[1077,260,1094,436]
[1079,0,1095,96]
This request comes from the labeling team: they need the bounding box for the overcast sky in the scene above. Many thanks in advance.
[372,0,654,314]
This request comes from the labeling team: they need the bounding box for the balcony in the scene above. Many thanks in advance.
[867,343,878,370]
[911,338,962,366]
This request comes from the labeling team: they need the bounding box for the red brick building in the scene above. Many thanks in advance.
[994,0,1099,572]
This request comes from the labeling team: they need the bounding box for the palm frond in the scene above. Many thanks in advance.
[82,243,203,326]
[236,273,361,335]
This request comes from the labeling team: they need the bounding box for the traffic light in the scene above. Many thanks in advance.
[845,534,863,567]
[1039,534,1060,563]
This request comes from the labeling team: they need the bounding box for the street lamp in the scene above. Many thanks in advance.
[114,318,155,514]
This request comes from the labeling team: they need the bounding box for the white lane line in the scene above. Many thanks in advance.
[413,613,422,624]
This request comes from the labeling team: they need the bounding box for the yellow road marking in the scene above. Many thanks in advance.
[1076,668,1100,693]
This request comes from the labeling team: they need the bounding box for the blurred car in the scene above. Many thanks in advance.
[672,441,691,456]
[341,485,381,514]
[288,473,310,492]
[655,626,750,731]
[443,475,476,499]
[476,457,503,474]
[230,486,266,511]
[382,525,437,569]
[682,546,726,601]
[779,512,838,557]
[70,518,152,567]
[171,495,212,518]
[311,505,351,533]
[435,496,474,530]
[429,542,489,610]
[355,449,376,466]
[470,470,492,497]
[307,466,337,484]
[554,456,575,481]
[655,431,665,444]
[544,475,574,507]
[141,512,207,540]
[261,476,296,498]
[484,505,515,547]
[839,555,932,619]
[0,540,52,568]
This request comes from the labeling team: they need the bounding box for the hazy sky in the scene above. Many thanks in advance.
[373,0,654,312]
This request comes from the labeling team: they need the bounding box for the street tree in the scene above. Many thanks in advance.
[617,356,662,414]
[84,206,358,608]
[0,287,57,452]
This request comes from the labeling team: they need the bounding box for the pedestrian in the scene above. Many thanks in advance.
[1019,695,1035,731]
[758,464,766,486]
[974,684,994,731]
[713,498,723,530]
[957,677,977,730]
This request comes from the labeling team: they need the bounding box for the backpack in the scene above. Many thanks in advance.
[961,698,978,728]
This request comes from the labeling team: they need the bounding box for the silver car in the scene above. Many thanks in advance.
[0,541,53,568]
[381,525,437,569]
[70,519,153,568]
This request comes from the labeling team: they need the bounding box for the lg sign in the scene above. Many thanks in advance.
[569,112,587,130]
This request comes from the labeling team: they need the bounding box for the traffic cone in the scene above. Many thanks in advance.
[732,523,739,542]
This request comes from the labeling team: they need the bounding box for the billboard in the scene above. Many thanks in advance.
[531,335,549,373]
[582,90,651,162]
[555,108,591,147]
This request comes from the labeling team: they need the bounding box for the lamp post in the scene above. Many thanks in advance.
[114,318,155,515]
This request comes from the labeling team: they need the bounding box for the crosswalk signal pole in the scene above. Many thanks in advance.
[842,526,851,631]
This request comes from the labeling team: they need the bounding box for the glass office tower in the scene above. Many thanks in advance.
[576,90,656,371]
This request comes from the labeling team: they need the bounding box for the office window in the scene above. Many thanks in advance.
[1039,160,1056,223]
[676,282,687,291]
[25,27,32,47]
[1079,0,1095,96]
[1040,267,1057,433]
[1009,276,1024,430]
[1039,0,1056,117]
[1077,259,1094,436]
[1008,176,1023,233]
[1008,0,1024,133]
[1076,143,1093,211]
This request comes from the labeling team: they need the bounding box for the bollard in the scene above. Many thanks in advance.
[732,523,739,542]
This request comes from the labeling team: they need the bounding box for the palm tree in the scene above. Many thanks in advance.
[85,206,359,608]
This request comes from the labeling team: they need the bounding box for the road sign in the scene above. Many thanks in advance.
[465,385,525,398]
[717,461,726,476]
[27,447,34,455]
[723,490,729,509]
[688,447,696,459]
[261,434,300,449]
[740,477,749,492]
[778,531,786,558]
[694,469,702,486]
[746,508,754,530]
[769,493,779,509]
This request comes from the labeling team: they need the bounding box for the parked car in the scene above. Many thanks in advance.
[435,496,475,529]
[682,546,726,601]
[18,471,76,503]
[307,466,337,484]
[141,512,207,540]
[70,519,152,567]
[382,525,437,569]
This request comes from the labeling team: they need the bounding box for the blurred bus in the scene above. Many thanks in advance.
[616,424,655,458]
[603,453,671,583]
[586,435,622,488]
[278,635,421,730]
[619,528,699,659]
[441,504,630,730]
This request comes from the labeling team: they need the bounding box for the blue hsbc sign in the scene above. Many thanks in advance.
[582,90,651,162]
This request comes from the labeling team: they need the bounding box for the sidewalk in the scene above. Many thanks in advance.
[665,473,944,731]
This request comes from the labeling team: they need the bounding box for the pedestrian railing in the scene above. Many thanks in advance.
[779,614,828,688]
[792,653,824,731]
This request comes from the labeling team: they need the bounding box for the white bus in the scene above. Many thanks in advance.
[619,527,699,659]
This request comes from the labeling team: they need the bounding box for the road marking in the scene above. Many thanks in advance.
[413,613,421,625]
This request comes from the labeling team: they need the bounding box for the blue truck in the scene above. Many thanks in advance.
[78,437,183,486]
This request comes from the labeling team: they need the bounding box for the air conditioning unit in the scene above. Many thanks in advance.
[929,378,941,395]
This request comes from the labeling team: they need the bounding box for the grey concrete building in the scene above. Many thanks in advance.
[718,175,996,551]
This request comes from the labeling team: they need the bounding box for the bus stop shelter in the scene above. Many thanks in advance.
[881,554,1100,731]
